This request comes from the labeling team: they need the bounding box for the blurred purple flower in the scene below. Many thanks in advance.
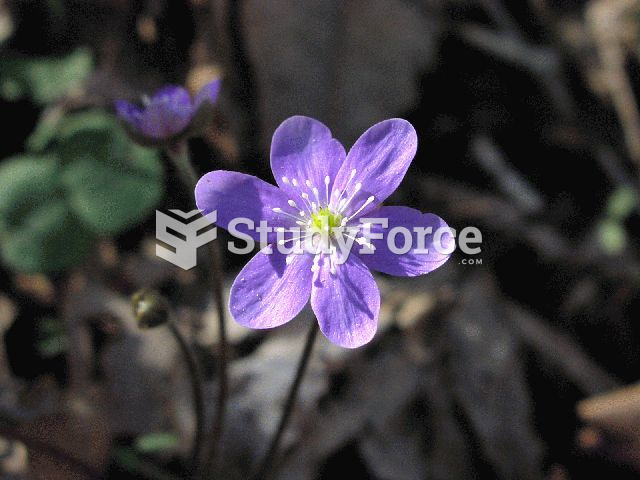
[115,79,221,145]
[195,116,453,348]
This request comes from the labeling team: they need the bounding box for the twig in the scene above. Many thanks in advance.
[417,177,640,281]
[471,135,545,214]
[587,0,640,167]
[253,321,319,480]
[457,5,576,119]
[478,0,522,37]
[504,301,620,395]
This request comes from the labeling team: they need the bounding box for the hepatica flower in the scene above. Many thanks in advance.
[115,79,221,146]
[195,116,453,348]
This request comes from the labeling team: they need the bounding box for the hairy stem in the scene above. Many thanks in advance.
[253,321,319,480]
[168,322,205,472]
[166,142,228,476]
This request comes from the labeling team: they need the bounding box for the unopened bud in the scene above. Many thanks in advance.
[131,289,170,329]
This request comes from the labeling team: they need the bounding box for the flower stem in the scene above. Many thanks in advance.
[166,142,229,475]
[168,322,205,473]
[253,321,319,480]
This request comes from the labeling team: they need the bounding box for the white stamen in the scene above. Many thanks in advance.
[337,182,362,214]
[356,237,374,249]
[324,176,330,205]
[342,232,374,251]
[272,207,305,222]
[305,179,313,188]
[278,232,314,245]
[311,254,321,273]
[288,199,298,208]
[332,168,357,209]
[299,192,315,214]
[346,195,375,221]
[282,176,290,184]
[292,178,299,187]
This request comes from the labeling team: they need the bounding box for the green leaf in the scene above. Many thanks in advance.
[0,154,93,272]
[0,48,92,104]
[26,108,65,152]
[598,219,627,255]
[56,109,124,143]
[134,433,180,453]
[0,109,163,272]
[112,447,181,480]
[1,198,94,272]
[606,187,638,220]
[59,113,163,234]
[0,154,60,231]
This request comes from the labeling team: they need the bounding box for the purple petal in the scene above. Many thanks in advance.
[115,100,144,130]
[332,119,417,218]
[194,78,221,108]
[357,206,454,277]
[230,246,313,328]
[311,254,380,348]
[139,86,193,139]
[195,170,294,241]
[270,116,346,202]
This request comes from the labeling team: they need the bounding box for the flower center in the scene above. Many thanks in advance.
[272,171,377,275]
[311,207,342,234]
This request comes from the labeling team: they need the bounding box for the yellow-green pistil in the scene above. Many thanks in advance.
[311,207,343,234]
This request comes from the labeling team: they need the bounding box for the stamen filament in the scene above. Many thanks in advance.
[337,182,362,214]
[272,207,304,222]
[345,196,375,221]
[277,232,315,245]
[324,176,330,205]
[332,168,357,210]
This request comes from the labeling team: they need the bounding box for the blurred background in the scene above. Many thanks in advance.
[1,0,640,479]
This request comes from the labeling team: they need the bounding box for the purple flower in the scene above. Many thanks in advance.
[195,116,453,348]
[115,79,221,145]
